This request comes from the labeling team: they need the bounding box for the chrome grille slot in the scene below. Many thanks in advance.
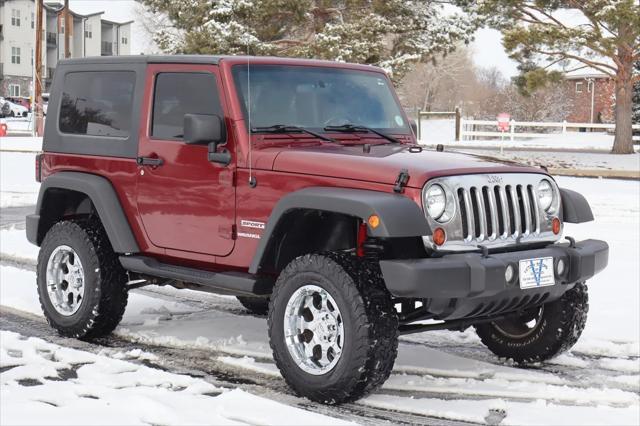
[527,185,540,234]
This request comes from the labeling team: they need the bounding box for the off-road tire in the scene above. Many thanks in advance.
[268,252,398,404]
[475,283,589,364]
[236,296,270,315]
[37,219,128,339]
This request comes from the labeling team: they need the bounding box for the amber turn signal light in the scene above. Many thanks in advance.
[552,217,561,235]
[368,215,380,229]
[433,227,446,246]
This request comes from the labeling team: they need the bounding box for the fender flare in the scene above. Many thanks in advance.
[249,187,430,274]
[560,187,594,223]
[30,171,139,253]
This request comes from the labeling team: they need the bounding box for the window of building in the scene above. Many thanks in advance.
[151,73,223,140]
[59,71,136,138]
[575,82,583,93]
[9,85,21,97]
[11,47,21,64]
[85,23,92,39]
[31,12,35,29]
[121,36,128,45]
[11,9,21,26]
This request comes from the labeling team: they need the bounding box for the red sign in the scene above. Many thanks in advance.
[497,113,510,132]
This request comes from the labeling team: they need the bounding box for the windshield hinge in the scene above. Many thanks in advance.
[393,168,410,193]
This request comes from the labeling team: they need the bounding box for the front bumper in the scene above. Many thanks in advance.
[380,239,608,320]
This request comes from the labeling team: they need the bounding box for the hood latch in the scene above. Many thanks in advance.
[393,169,410,193]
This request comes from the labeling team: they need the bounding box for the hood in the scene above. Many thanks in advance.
[272,144,544,187]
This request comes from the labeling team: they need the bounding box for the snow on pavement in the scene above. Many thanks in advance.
[0,330,350,426]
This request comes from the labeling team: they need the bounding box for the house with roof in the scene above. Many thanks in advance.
[563,68,615,125]
[0,0,133,97]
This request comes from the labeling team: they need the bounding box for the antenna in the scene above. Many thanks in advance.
[247,47,257,188]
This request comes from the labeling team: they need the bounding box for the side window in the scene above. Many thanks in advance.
[151,72,222,140]
[59,71,135,137]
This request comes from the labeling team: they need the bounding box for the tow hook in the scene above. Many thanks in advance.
[565,236,576,248]
[393,168,410,193]
[477,245,490,258]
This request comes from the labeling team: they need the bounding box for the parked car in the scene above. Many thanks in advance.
[5,96,31,112]
[1,99,29,117]
[27,55,609,404]
[0,97,10,117]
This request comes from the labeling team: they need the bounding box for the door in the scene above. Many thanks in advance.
[136,65,236,256]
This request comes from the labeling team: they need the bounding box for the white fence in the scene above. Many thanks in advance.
[461,119,640,141]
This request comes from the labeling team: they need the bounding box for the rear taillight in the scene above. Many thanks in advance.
[35,153,43,183]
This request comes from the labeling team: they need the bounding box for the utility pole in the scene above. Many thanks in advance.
[64,0,71,58]
[34,0,44,137]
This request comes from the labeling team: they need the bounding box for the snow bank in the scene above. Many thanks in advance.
[0,136,42,152]
[0,151,40,208]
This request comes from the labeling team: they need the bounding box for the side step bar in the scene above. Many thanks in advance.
[119,256,272,297]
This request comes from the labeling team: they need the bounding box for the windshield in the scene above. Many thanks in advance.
[231,65,410,135]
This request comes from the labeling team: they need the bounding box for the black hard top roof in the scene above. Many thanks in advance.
[58,55,225,66]
[56,55,384,73]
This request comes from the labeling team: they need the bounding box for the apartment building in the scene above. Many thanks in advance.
[0,0,132,97]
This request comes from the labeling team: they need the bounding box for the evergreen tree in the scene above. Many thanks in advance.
[140,0,474,82]
[456,0,640,154]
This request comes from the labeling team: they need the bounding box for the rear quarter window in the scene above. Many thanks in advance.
[59,71,135,138]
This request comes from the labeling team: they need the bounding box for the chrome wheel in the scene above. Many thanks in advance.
[493,306,545,339]
[283,285,344,375]
[46,245,85,316]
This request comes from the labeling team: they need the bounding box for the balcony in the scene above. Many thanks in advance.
[101,41,113,56]
[46,32,57,47]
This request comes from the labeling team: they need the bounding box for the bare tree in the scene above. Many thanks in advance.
[397,47,476,111]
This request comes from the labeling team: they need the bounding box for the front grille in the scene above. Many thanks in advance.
[457,183,540,242]
[422,173,560,251]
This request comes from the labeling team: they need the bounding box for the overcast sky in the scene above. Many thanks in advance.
[67,0,519,78]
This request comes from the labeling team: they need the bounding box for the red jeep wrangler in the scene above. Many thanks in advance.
[27,55,608,404]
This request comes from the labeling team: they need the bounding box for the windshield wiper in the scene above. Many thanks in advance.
[252,124,338,143]
[324,124,400,144]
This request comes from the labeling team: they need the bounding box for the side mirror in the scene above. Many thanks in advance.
[410,119,418,138]
[184,113,225,145]
[184,113,231,165]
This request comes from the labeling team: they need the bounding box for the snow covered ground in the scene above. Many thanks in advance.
[0,330,350,425]
[1,148,639,424]
[460,149,640,173]
[420,132,640,152]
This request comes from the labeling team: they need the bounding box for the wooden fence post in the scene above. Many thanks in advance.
[455,107,461,142]
[510,119,515,142]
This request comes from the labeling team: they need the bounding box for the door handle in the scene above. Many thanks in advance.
[136,156,164,167]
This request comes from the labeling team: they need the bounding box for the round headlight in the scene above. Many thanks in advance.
[538,179,554,211]
[425,184,446,220]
